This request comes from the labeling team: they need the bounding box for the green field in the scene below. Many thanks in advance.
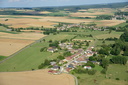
[0,56,7,61]
[114,22,128,27]
[74,64,128,85]
[95,31,123,39]
[0,26,7,31]
[106,64,128,81]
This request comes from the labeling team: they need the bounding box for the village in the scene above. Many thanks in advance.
[47,41,98,74]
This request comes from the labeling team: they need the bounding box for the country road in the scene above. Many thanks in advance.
[0,35,48,64]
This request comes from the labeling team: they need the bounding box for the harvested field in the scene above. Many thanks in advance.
[70,11,113,17]
[0,17,57,28]
[97,20,125,26]
[0,38,34,56]
[0,69,75,85]
[39,16,92,23]
[0,32,46,40]
[0,32,46,56]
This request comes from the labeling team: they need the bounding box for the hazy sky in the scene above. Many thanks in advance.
[0,0,127,7]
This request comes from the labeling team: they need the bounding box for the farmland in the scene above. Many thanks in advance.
[0,32,46,56]
[0,69,75,85]
[0,2,128,85]
[0,7,125,29]
[0,33,75,71]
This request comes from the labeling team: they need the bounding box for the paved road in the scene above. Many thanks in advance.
[0,36,48,64]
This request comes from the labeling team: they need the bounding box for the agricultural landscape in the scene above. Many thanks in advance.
[0,1,128,85]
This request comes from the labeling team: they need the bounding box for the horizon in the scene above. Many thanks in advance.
[0,0,127,8]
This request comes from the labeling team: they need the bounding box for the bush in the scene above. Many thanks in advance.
[77,76,80,79]
[101,69,107,74]
[115,78,120,80]
[88,69,97,75]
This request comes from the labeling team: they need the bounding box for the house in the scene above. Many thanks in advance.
[47,47,58,53]
[50,61,56,66]
[68,64,74,68]
[51,65,60,70]
[84,66,92,69]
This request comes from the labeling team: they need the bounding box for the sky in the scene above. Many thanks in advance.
[0,0,127,7]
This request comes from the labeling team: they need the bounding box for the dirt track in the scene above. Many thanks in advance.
[0,69,75,85]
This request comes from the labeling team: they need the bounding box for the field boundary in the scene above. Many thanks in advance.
[0,36,48,64]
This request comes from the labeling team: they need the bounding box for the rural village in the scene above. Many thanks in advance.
[0,1,128,85]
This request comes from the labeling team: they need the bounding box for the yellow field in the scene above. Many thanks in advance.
[0,32,46,40]
[39,11,52,14]
[0,13,125,28]
[0,32,46,56]
[96,20,125,26]
[0,17,57,28]
[0,38,34,56]
[0,69,75,85]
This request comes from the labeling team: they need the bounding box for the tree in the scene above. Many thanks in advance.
[89,56,96,61]
[109,29,112,34]
[85,61,95,68]
[111,56,127,65]
[43,39,45,42]
[86,42,89,46]
[101,58,109,69]
[120,30,128,42]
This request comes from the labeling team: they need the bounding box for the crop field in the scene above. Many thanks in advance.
[0,32,46,40]
[0,13,124,28]
[0,69,75,85]
[0,32,46,56]
[96,20,126,27]
[0,38,34,56]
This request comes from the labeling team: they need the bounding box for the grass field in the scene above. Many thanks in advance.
[0,69,75,85]
[106,64,128,81]
[0,56,6,61]
[74,64,128,85]
[0,33,75,71]
[95,31,123,39]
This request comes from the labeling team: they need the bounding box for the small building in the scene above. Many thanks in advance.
[68,64,74,68]
[51,65,60,71]
[47,47,58,53]
[50,61,56,66]
[84,66,92,69]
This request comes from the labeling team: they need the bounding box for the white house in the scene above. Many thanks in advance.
[84,66,92,69]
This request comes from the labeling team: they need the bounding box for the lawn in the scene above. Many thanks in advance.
[0,33,75,72]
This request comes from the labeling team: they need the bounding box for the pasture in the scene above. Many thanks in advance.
[0,69,75,85]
